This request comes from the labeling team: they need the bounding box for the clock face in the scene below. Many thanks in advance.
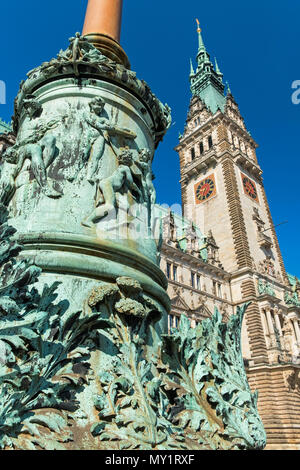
[241,173,259,202]
[194,174,216,204]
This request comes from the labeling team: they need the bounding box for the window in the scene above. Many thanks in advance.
[199,141,204,155]
[168,314,180,331]
[166,263,171,279]
[191,272,195,288]
[208,135,213,148]
[191,147,195,161]
[212,281,217,295]
[166,262,179,282]
[196,275,201,290]
[173,265,177,282]
[217,283,222,298]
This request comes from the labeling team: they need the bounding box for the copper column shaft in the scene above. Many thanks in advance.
[82,0,129,68]
[82,0,123,43]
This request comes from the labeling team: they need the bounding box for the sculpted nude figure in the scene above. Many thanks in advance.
[85,97,137,183]
[3,121,61,197]
[1,97,61,200]
[137,148,156,206]
[85,97,114,183]
[82,149,142,227]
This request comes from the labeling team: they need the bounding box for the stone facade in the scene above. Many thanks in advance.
[160,30,300,449]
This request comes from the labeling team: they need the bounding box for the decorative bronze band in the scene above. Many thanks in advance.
[83,33,130,69]
[16,232,170,311]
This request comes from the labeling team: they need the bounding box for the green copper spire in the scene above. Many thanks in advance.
[215,57,223,78]
[190,23,226,114]
[226,81,232,95]
[196,19,206,53]
[190,58,195,77]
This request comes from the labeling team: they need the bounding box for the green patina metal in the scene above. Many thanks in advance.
[285,291,300,308]
[257,279,276,297]
[89,290,266,450]
[0,27,266,450]
[287,273,300,289]
[285,274,300,307]
[190,27,227,114]
[0,207,266,449]
[0,120,11,135]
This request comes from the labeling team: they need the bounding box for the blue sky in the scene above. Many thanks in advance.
[0,0,299,276]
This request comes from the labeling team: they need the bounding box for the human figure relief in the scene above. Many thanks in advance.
[136,148,156,206]
[58,33,109,75]
[0,97,62,201]
[82,148,142,228]
[84,97,136,183]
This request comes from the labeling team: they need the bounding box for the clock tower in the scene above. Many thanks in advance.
[175,23,289,366]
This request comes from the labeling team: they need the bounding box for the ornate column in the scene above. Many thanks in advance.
[292,317,300,345]
[274,308,286,352]
[265,307,276,348]
[274,309,283,336]
[1,9,171,340]
[265,308,274,335]
[282,318,294,356]
[83,0,123,41]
